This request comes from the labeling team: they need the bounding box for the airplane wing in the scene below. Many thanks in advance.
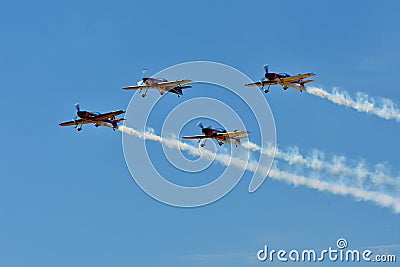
[59,119,92,126]
[244,80,278,87]
[280,73,316,83]
[182,135,208,140]
[217,131,250,137]
[122,85,149,90]
[156,79,193,87]
[92,110,125,121]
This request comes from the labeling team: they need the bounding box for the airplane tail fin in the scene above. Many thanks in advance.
[298,80,314,91]
[170,85,191,96]
[174,87,183,96]
[111,118,125,129]
[232,137,242,147]
[171,85,191,95]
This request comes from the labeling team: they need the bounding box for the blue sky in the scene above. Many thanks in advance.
[1,0,399,266]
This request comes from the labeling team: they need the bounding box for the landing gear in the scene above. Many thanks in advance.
[141,88,150,97]
[262,85,271,93]
[283,86,288,90]
[218,141,223,146]
[74,123,82,131]
[199,139,207,147]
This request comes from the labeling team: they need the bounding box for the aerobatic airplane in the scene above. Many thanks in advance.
[182,122,249,147]
[59,104,125,131]
[245,65,315,93]
[123,69,192,97]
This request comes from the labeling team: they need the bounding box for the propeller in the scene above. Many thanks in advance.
[256,64,269,87]
[75,103,80,112]
[263,64,269,74]
[140,68,149,84]
[142,68,148,77]
[197,121,204,129]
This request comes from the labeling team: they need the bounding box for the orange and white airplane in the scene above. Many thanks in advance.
[59,104,125,131]
[245,65,315,93]
[182,122,249,147]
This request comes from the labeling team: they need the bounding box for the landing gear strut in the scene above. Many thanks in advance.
[263,84,270,93]
[141,87,149,97]
[199,139,207,147]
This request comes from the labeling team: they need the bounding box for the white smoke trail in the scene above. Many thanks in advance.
[243,142,400,191]
[118,125,400,213]
[307,87,400,122]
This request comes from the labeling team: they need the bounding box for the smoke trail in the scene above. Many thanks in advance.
[243,142,400,191]
[307,87,400,122]
[118,125,400,213]
[118,126,256,170]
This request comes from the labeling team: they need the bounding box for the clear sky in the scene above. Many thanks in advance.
[1,0,399,266]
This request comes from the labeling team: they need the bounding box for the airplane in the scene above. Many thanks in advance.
[245,65,315,93]
[123,69,192,97]
[59,103,125,131]
[182,122,250,147]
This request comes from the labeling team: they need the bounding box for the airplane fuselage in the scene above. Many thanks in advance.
[265,72,290,80]
[142,77,183,96]
[266,72,306,91]
[202,128,228,141]
[77,111,97,119]
[77,111,121,128]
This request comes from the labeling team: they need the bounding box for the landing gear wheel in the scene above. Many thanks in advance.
[141,94,146,97]
[200,143,205,147]
[264,89,269,93]
[218,142,223,146]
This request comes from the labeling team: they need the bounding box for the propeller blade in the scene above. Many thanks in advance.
[142,68,148,77]
[75,103,80,112]
[197,122,204,129]
[263,64,269,74]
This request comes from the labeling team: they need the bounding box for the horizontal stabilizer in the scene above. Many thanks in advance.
[300,80,314,84]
